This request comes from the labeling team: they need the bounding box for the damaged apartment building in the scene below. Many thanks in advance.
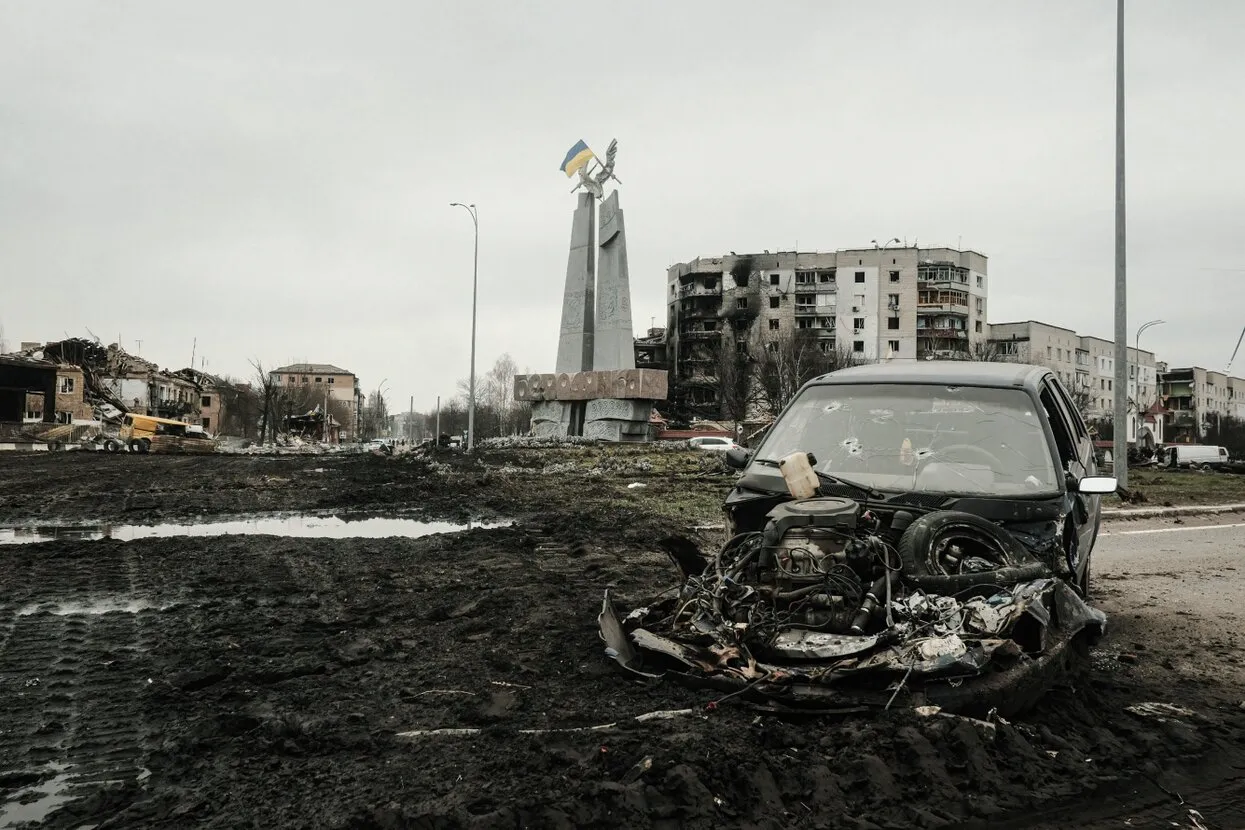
[10,340,234,432]
[663,246,989,413]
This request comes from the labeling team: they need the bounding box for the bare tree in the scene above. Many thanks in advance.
[213,376,260,439]
[962,340,1018,362]
[250,359,280,443]
[714,335,756,435]
[485,353,520,435]
[360,389,389,439]
[754,331,861,416]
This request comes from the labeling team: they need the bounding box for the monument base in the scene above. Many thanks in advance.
[529,398,655,442]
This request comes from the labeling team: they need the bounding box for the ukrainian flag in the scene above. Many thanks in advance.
[560,140,594,177]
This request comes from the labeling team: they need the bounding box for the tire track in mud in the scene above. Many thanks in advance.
[0,545,155,823]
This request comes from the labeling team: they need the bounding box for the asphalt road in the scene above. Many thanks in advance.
[1095,512,1245,688]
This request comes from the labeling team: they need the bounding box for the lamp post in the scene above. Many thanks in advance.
[1135,319,1163,353]
[1131,319,1163,449]
[450,202,479,451]
[1112,0,1129,487]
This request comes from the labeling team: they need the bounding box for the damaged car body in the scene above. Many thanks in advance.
[601,363,1116,716]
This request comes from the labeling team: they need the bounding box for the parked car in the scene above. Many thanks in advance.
[601,362,1116,717]
[688,435,741,453]
[365,438,394,455]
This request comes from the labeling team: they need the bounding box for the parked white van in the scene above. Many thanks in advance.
[1164,444,1229,468]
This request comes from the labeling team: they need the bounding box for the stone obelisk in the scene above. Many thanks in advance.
[521,138,667,441]
[532,192,597,436]
[582,189,649,441]
[555,193,597,373]
[592,190,633,372]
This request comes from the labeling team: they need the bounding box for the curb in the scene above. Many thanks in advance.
[1102,502,1245,521]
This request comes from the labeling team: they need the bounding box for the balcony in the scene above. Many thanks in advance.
[677,283,722,298]
[678,304,720,320]
[794,305,818,315]
[919,328,968,340]
[918,265,970,287]
[917,302,969,316]
[680,329,722,341]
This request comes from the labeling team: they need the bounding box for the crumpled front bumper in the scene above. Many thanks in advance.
[598,579,1106,716]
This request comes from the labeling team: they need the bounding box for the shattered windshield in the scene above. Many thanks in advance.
[749,383,1059,496]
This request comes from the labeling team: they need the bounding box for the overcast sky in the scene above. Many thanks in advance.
[3,1,1243,412]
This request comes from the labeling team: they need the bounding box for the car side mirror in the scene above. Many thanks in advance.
[725,447,752,470]
[1076,475,1118,494]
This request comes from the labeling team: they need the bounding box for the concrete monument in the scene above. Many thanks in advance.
[524,139,667,441]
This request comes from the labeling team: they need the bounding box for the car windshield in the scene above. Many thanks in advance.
[749,382,1059,496]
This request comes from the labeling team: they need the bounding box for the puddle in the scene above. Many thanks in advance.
[16,598,164,616]
[0,764,72,829]
[0,515,511,546]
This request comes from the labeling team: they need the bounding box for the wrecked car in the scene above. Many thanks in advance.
[601,363,1117,716]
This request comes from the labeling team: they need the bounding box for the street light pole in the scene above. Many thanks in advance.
[375,378,388,439]
[451,202,479,451]
[1112,0,1129,487]
[1131,318,1164,450]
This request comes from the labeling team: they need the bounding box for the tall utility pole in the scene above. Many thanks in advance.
[435,395,441,445]
[450,202,479,451]
[1112,0,1129,487]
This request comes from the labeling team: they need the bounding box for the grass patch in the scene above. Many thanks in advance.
[1112,470,1245,507]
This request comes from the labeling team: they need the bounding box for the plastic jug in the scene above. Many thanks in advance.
[778,451,819,499]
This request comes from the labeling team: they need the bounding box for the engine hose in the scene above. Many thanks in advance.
[849,573,891,634]
[774,584,824,601]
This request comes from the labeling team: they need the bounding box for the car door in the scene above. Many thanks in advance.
[1043,376,1100,561]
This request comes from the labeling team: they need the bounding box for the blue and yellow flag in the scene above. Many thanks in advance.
[560,139,594,177]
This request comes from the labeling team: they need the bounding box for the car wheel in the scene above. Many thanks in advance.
[104,438,121,453]
[897,511,1047,595]
[138,438,151,454]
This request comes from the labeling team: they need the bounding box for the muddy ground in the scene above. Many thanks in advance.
[1,450,1244,829]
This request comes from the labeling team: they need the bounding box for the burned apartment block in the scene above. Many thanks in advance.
[663,246,989,413]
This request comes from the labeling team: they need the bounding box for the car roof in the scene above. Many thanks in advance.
[811,361,1051,391]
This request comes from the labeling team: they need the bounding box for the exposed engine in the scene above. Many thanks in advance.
[601,484,1109,715]
[735,498,892,635]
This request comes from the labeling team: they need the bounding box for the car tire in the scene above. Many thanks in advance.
[138,438,151,454]
[897,510,1047,595]
[104,438,121,453]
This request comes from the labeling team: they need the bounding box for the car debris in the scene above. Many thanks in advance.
[601,363,1116,717]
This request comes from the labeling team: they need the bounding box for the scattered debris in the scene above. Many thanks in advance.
[396,708,699,739]
[1125,702,1197,724]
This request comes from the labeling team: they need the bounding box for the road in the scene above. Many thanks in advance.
[1095,512,1245,688]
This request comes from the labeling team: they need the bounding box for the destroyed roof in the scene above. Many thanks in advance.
[272,363,354,376]
[172,368,230,388]
[0,354,57,369]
